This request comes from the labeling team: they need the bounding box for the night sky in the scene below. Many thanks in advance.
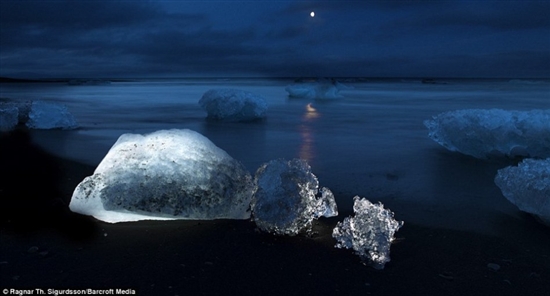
[1,0,549,79]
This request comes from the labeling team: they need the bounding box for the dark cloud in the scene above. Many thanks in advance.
[0,0,206,49]
[0,0,548,78]
[378,1,550,32]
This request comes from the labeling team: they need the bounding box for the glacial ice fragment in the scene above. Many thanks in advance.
[251,158,338,236]
[332,196,403,269]
[26,101,78,130]
[494,158,550,226]
[69,129,254,223]
[199,89,268,121]
[424,109,550,159]
[0,106,18,131]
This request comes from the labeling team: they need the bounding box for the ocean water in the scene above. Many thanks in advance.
[1,78,549,233]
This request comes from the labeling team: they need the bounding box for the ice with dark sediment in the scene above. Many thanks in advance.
[69,129,255,223]
[494,158,550,227]
[251,158,338,236]
[199,89,268,122]
[333,196,403,269]
[424,109,550,159]
[285,78,348,100]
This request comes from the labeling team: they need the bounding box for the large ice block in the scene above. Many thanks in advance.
[251,158,338,236]
[424,109,550,159]
[494,158,550,226]
[199,89,268,121]
[69,129,255,223]
[332,196,403,269]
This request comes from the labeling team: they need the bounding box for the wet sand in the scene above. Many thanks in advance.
[1,130,550,296]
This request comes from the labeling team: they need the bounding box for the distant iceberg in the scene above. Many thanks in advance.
[199,89,268,122]
[332,196,403,269]
[508,79,549,85]
[494,158,550,226]
[69,129,255,223]
[424,109,550,159]
[0,100,77,130]
[67,79,111,85]
[285,79,348,100]
[251,158,338,236]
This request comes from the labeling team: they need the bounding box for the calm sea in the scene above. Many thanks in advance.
[1,78,549,232]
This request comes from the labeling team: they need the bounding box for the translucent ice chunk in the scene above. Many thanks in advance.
[70,129,254,223]
[26,101,78,130]
[332,196,403,269]
[315,187,338,218]
[424,109,550,159]
[199,89,268,121]
[251,158,338,236]
[494,158,550,226]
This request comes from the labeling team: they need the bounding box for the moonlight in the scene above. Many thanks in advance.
[310,11,315,17]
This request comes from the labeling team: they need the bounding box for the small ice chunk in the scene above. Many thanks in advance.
[315,187,338,218]
[251,158,338,236]
[26,101,78,130]
[0,106,19,131]
[285,79,346,100]
[69,129,254,223]
[199,89,268,122]
[424,109,550,159]
[332,196,403,269]
[494,158,550,226]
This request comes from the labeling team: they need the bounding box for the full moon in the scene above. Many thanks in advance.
[310,11,315,17]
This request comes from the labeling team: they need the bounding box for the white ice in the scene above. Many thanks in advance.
[69,129,255,223]
[332,196,403,269]
[199,89,268,121]
[25,101,78,130]
[424,109,550,159]
[251,158,338,236]
[285,79,347,100]
[494,158,550,226]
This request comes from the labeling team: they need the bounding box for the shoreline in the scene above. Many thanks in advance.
[2,211,550,294]
[2,205,549,295]
[1,130,550,295]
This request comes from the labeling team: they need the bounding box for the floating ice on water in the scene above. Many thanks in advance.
[424,109,550,159]
[0,100,33,131]
[199,89,268,122]
[0,106,18,131]
[494,158,550,226]
[1,100,77,130]
[332,196,403,269]
[251,158,338,236]
[28,102,76,130]
[69,129,254,223]
[285,79,347,100]
[26,101,78,130]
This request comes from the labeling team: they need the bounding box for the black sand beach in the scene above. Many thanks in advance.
[1,130,550,296]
